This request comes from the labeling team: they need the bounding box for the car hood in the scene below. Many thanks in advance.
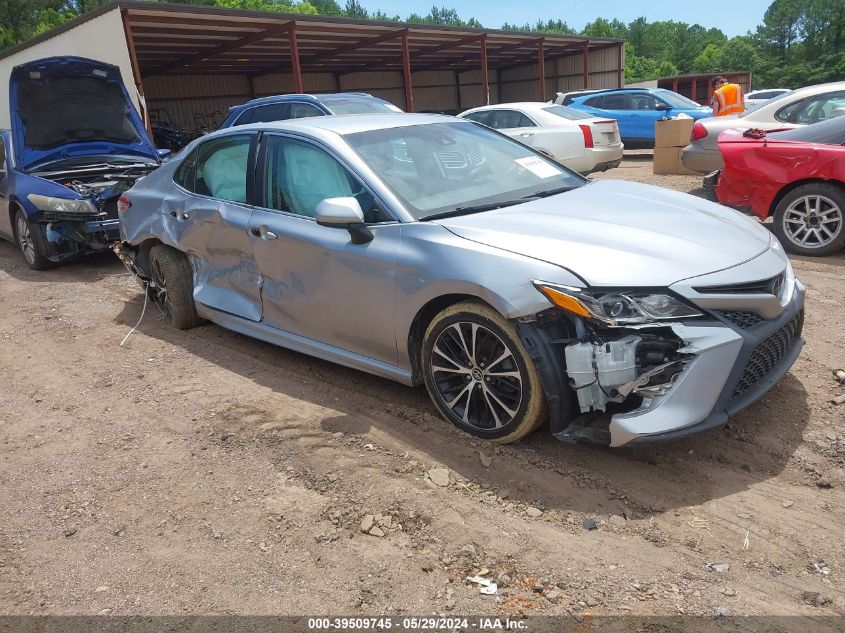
[10,56,158,171]
[437,180,772,287]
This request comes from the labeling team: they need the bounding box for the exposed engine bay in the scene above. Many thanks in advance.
[517,309,694,445]
[29,162,157,261]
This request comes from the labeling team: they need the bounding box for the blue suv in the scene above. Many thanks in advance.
[218,93,402,129]
[563,88,712,147]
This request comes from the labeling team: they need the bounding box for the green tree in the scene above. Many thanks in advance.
[342,0,368,18]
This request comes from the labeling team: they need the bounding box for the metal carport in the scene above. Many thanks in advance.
[0,2,624,133]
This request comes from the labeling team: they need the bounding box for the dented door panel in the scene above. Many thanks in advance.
[175,198,262,322]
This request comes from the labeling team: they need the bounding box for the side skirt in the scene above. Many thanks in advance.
[196,302,415,386]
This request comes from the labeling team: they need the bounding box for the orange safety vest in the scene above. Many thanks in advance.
[713,83,745,116]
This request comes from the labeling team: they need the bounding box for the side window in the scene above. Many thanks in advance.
[289,102,324,119]
[630,94,658,110]
[235,103,290,125]
[183,134,252,203]
[776,99,807,123]
[584,96,604,108]
[793,91,845,124]
[601,94,631,110]
[489,110,535,129]
[173,147,197,191]
[463,111,493,126]
[263,136,389,222]
[0,139,6,173]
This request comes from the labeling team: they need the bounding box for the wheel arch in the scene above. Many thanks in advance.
[406,293,497,386]
[769,178,845,217]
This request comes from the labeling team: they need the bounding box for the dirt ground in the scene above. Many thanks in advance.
[0,153,843,623]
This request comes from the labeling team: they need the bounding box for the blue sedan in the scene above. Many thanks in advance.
[563,88,712,147]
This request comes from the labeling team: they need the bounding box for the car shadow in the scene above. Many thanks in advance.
[0,240,123,283]
[113,294,811,519]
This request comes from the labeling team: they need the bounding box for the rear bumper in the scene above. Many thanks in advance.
[681,146,722,174]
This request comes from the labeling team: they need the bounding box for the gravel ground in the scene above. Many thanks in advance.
[0,152,843,622]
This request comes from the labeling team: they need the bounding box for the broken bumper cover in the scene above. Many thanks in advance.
[617,284,805,446]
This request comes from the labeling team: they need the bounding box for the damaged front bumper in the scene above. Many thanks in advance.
[517,284,805,447]
[32,212,120,262]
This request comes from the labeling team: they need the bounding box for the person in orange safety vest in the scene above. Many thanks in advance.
[710,75,745,117]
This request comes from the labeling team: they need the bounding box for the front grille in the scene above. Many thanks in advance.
[718,310,764,330]
[731,311,803,399]
[695,272,785,296]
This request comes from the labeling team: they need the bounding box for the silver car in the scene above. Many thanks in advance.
[116,114,805,447]
[683,81,845,174]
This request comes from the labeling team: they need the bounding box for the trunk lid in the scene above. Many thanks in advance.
[10,56,158,172]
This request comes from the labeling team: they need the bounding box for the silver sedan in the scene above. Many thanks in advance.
[117,114,804,447]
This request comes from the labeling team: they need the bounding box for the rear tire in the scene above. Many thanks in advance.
[773,183,845,256]
[148,244,201,330]
[421,300,548,444]
[13,208,53,271]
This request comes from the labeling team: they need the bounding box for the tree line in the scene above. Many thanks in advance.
[2,0,842,88]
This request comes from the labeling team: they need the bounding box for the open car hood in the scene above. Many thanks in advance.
[438,180,773,288]
[10,56,158,171]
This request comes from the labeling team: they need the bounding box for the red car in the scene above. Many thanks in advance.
[714,115,845,256]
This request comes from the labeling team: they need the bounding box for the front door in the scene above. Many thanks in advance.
[169,132,262,321]
[247,134,400,365]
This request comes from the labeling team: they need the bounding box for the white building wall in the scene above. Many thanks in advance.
[0,8,137,127]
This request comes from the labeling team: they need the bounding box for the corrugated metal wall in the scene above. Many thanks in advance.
[499,45,622,102]
[143,45,620,129]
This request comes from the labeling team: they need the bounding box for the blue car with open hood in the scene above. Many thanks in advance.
[0,56,164,270]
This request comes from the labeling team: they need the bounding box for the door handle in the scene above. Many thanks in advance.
[169,210,189,219]
[250,226,277,240]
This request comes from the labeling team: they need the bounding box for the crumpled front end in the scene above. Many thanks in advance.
[518,250,805,447]
[24,165,156,262]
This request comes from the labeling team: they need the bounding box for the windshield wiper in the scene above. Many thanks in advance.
[523,185,577,199]
[420,199,526,221]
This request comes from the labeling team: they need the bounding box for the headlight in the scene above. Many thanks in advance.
[534,282,702,325]
[27,194,97,214]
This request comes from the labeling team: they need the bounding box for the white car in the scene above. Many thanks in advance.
[683,81,845,174]
[744,88,791,109]
[459,102,624,174]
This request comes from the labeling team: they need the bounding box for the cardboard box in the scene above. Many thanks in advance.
[653,147,697,175]
[655,117,694,148]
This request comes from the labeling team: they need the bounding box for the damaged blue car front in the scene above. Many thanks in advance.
[0,56,163,270]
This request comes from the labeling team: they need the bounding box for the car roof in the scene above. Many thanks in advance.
[221,112,460,136]
[462,102,554,112]
[230,92,380,111]
[787,81,845,97]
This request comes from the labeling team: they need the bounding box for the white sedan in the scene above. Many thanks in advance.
[744,88,791,109]
[459,102,623,174]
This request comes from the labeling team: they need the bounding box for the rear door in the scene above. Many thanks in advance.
[627,93,666,141]
[583,93,637,140]
[486,109,543,149]
[169,132,263,321]
[246,133,400,365]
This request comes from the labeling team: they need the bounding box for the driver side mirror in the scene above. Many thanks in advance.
[655,102,672,111]
[315,197,373,245]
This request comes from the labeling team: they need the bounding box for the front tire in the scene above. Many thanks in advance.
[148,244,201,330]
[13,208,53,271]
[421,300,548,443]
[773,184,845,256]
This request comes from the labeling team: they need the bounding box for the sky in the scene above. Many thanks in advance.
[357,0,773,37]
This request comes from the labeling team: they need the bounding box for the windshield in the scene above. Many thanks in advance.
[543,105,595,120]
[345,121,585,220]
[768,115,845,145]
[325,99,401,115]
[656,90,702,109]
